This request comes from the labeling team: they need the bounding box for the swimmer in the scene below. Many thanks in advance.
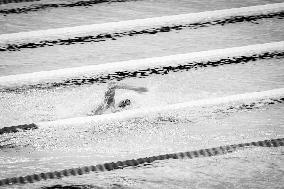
[91,82,148,115]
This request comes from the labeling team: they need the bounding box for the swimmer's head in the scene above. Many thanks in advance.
[118,99,131,108]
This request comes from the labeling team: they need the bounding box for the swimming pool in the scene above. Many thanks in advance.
[0,0,284,188]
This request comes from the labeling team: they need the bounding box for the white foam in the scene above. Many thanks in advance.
[1,41,283,88]
[37,88,284,128]
[0,3,284,44]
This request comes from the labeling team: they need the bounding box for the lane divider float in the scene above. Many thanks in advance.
[0,0,138,15]
[0,138,283,186]
[1,88,283,135]
[0,41,284,91]
[0,3,284,51]
[0,0,39,5]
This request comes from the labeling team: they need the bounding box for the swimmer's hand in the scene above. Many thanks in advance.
[135,87,148,93]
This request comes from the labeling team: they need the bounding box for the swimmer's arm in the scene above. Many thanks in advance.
[114,83,148,93]
[92,103,106,115]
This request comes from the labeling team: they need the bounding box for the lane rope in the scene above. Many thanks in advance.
[1,41,284,91]
[0,123,37,135]
[0,138,283,186]
[1,3,284,51]
[0,0,39,5]
[0,88,283,135]
[0,0,138,14]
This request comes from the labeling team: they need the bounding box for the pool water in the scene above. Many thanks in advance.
[0,58,284,127]
[1,13,284,76]
[0,0,284,188]
[1,0,284,34]
[1,103,284,188]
